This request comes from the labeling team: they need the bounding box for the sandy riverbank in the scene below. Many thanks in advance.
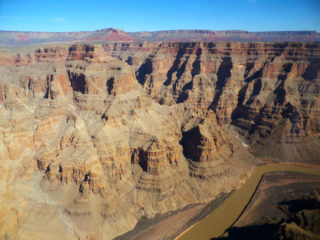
[115,192,231,240]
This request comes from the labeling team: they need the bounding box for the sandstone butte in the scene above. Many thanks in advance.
[0,41,319,240]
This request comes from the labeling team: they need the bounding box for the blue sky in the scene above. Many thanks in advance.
[0,0,319,32]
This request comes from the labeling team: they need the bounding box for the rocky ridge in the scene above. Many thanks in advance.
[0,41,319,240]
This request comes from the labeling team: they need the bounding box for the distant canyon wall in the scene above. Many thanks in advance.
[1,29,319,46]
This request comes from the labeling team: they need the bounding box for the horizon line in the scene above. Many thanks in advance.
[0,28,319,34]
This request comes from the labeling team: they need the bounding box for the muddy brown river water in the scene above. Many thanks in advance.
[176,163,320,240]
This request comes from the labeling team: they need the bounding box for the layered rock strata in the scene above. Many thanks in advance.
[0,41,319,240]
[105,41,320,162]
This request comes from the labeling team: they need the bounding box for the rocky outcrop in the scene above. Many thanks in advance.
[0,41,319,240]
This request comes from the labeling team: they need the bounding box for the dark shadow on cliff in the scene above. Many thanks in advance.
[209,56,232,112]
[302,61,320,82]
[136,58,152,85]
[180,126,203,162]
[164,47,187,86]
[67,71,87,94]
[211,224,280,240]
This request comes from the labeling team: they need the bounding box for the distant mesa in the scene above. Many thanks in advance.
[85,28,136,42]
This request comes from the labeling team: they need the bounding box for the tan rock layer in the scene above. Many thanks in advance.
[0,42,319,240]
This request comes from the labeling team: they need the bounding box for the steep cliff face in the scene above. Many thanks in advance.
[0,41,319,240]
[105,41,320,162]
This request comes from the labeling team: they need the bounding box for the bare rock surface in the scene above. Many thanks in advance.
[0,41,319,240]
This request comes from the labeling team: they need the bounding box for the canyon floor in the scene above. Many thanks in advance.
[217,171,320,240]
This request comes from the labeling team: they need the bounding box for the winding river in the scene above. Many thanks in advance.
[176,163,320,240]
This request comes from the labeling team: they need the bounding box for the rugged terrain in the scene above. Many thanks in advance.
[0,41,319,240]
